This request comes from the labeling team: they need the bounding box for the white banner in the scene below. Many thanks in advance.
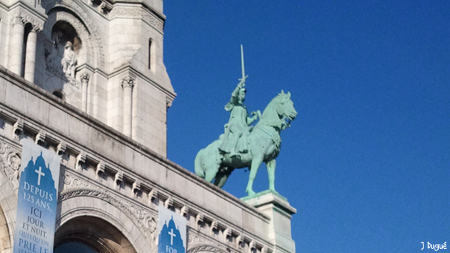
[158,205,186,253]
[13,139,61,253]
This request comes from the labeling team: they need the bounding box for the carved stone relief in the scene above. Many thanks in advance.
[0,143,21,189]
[188,230,217,246]
[61,170,91,189]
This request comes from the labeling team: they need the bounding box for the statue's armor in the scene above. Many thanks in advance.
[219,104,250,155]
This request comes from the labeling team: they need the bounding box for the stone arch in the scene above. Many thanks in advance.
[0,144,19,253]
[55,215,135,253]
[43,9,94,69]
[0,204,11,253]
[0,142,21,253]
[57,190,155,253]
[42,0,105,69]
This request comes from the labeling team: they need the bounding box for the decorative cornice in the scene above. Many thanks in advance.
[109,6,164,33]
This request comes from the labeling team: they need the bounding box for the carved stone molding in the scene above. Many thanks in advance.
[62,171,91,189]
[187,244,228,253]
[109,6,164,33]
[59,188,158,250]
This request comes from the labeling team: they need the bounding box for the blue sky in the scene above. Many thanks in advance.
[163,1,449,252]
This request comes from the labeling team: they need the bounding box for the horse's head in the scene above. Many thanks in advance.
[274,90,297,127]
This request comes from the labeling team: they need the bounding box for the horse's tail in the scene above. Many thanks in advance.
[194,149,205,178]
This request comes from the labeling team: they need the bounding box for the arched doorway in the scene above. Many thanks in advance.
[54,216,136,253]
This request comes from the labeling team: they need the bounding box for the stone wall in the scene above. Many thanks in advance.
[0,66,284,252]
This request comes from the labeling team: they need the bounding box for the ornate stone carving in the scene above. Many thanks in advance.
[109,6,164,33]
[11,14,44,32]
[62,171,91,188]
[59,188,158,250]
[0,143,21,188]
[121,76,135,89]
[187,230,217,246]
[187,245,228,253]
[81,73,90,83]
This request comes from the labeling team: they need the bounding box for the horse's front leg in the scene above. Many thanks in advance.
[214,167,234,188]
[266,159,277,192]
[246,155,263,197]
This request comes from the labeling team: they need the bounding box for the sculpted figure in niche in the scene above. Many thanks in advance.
[219,78,260,157]
[61,41,77,77]
[45,22,81,80]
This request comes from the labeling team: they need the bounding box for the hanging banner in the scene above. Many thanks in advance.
[158,205,186,253]
[13,139,61,253]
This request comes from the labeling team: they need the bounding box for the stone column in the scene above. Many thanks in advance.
[122,77,135,137]
[24,26,40,82]
[9,16,26,76]
[242,190,297,253]
[81,73,90,112]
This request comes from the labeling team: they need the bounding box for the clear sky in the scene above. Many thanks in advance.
[163,2,449,252]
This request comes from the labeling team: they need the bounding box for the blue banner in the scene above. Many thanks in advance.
[13,139,61,253]
[158,205,186,253]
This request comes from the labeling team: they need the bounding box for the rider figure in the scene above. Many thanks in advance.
[219,78,260,157]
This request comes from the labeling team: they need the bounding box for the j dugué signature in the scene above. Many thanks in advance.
[421,242,447,251]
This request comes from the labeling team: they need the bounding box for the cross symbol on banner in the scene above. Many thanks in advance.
[168,228,176,245]
[35,166,45,186]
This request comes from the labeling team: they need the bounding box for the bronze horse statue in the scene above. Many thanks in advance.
[195,91,297,196]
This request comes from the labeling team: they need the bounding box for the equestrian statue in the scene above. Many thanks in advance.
[195,45,297,196]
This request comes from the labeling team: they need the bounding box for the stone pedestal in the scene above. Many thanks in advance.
[242,190,297,253]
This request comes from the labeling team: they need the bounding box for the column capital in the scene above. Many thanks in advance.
[166,96,173,108]
[81,73,91,83]
[121,76,135,89]
[11,15,26,26]
[11,14,44,32]
[30,24,43,33]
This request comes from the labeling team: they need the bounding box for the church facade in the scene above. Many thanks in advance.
[0,0,296,252]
